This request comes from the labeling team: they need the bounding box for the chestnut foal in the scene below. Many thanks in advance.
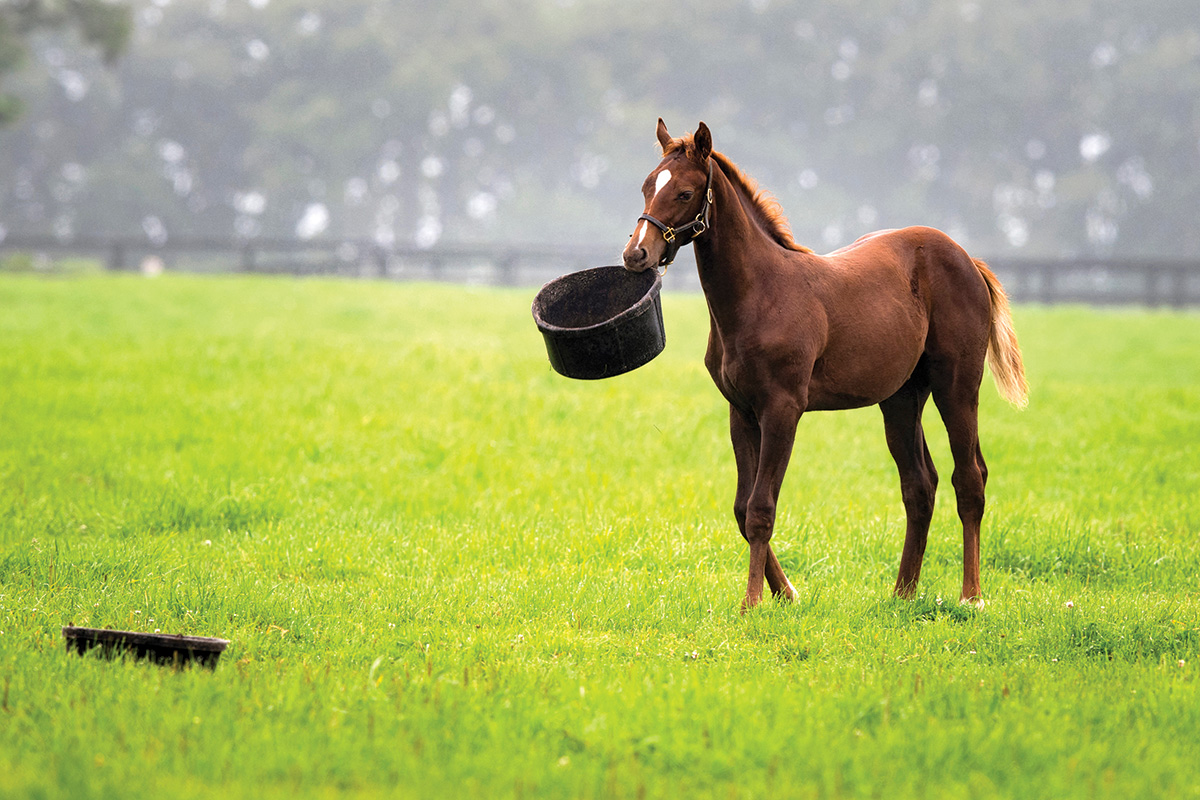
[623,120,1027,609]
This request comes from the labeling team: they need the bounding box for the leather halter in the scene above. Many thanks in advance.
[637,159,714,270]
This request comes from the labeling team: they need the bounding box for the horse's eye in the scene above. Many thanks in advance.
[678,191,694,202]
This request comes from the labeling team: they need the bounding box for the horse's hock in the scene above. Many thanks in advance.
[532,265,665,380]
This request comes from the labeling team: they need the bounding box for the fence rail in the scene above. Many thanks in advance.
[3,234,1199,306]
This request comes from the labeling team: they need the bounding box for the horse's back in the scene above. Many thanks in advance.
[815,226,955,316]
[823,226,989,320]
[800,227,990,408]
[824,228,901,257]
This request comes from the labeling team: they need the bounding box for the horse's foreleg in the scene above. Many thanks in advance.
[731,407,796,603]
[741,402,801,611]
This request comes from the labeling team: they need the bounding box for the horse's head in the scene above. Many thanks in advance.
[622,119,714,273]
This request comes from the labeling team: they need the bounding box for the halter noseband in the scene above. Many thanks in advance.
[637,159,714,270]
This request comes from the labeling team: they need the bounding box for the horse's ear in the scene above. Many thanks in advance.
[694,122,713,161]
[656,118,672,151]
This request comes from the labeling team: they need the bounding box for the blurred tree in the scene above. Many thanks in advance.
[0,0,132,124]
[1,0,1197,257]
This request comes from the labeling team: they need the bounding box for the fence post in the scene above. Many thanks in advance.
[1170,267,1186,308]
[107,240,126,271]
[240,243,256,272]
[498,253,517,286]
[1012,262,1029,303]
[1040,261,1055,304]
[372,244,388,278]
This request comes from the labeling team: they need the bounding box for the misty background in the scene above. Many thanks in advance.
[1,0,1198,262]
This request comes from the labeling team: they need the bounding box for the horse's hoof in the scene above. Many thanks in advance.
[960,596,986,610]
[770,581,797,603]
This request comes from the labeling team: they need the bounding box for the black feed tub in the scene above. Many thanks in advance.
[63,626,229,669]
[532,266,665,380]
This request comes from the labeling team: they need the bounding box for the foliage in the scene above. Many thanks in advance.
[0,0,131,123]
[0,0,1198,257]
[1,273,1199,797]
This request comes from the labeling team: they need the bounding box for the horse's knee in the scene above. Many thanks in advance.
[732,501,749,539]
[901,478,936,525]
[899,458,937,517]
[744,500,777,543]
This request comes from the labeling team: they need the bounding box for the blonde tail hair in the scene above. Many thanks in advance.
[974,259,1029,408]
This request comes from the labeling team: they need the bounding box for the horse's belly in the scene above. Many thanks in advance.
[806,328,925,410]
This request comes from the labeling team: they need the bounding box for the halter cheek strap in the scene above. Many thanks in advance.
[637,159,714,269]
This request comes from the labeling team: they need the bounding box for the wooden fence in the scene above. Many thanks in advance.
[3,233,1199,306]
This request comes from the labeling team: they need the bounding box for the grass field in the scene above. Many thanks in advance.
[1,273,1198,799]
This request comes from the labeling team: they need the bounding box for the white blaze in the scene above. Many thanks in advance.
[654,169,672,198]
[631,170,673,251]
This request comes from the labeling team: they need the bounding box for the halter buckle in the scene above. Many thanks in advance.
[663,228,676,243]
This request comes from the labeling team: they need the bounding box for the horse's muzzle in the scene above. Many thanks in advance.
[621,242,654,273]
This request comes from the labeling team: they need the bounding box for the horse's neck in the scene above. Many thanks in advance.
[693,165,788,316]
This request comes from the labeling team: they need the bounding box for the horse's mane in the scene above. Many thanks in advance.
[664,134,813,255]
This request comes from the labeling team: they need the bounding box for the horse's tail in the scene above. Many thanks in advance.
[974,258,1029,409]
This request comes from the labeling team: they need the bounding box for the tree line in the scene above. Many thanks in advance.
[2,0,1198,258]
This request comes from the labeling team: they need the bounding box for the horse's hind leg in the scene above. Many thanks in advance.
[763,543,794,600]
[880,374,938,598]
[930,365,988,606]
[730,407,796,602]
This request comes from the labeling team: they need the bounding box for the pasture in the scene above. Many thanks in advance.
[1,273,1198,799]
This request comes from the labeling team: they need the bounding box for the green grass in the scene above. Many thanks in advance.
[1,274,1198,799]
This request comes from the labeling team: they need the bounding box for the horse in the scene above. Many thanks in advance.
[622,119,1027,610]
